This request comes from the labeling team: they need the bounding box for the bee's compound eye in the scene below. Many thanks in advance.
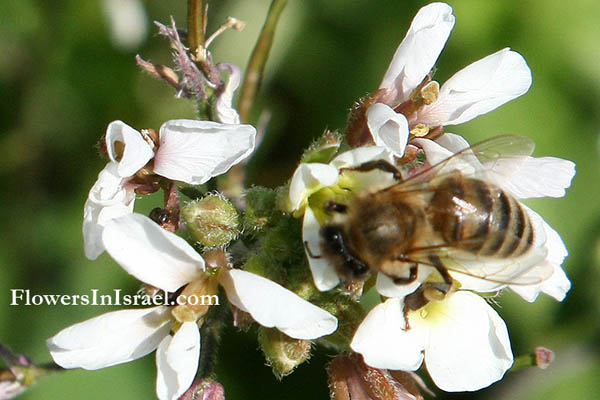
[321,226,344,252]
[345,259,368,276]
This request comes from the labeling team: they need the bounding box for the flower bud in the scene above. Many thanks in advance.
[0,344,57,400]
[243,186,279,232]
[179,378,225,400]
[534,346,554,369]
[301,130,342,164]
[182,194,241,248]
[258,327,312,379]
[311,292,365,349]
[328,353,422,400]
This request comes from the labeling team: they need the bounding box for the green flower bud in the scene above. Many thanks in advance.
[182,194,240,248]
[258,327,312,379]
[311,291,366,350]
[301,130,342,164]
[243,186,279,232]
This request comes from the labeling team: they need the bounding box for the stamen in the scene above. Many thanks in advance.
[410,123,429,137]
[140,128,158,150]
[204,17,245,49]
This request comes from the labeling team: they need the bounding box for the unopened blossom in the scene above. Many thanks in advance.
[49,213,337,400]
[83,119,256,259]
[364,3,532,156]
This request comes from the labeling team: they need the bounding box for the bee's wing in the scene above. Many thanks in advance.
[386,135,535,194]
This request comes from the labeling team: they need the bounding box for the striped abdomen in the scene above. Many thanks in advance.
[430,176,534,258]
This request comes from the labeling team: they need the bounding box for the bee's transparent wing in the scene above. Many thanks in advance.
[385,135,535,194]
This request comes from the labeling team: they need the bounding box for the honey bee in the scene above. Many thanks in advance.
[314,135,551,302]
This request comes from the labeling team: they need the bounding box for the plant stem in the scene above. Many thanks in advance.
[187,0,205,56]
[510,353,536,372]
[238,0,288,123]
[196,294,228,378]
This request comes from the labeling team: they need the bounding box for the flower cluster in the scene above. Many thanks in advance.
[39,3,576,400]
[288,2,575,393]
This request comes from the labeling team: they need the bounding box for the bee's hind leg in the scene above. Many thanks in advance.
[427,254,454,295]
[339,160,402,180]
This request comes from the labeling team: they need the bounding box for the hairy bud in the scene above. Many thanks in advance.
[258,327,312,379]
[243,186,279,232]
[301,130,342,164]
[182,194,241,248]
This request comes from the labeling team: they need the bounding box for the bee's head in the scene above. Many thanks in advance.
[320,224,369,279]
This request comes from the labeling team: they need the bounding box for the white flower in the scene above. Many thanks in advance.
[83,162,136,260]
[287,146,399,291]
[367,3,532,154]
[50,213,337,400]
[83,119,256,259]
[351,292,513,392]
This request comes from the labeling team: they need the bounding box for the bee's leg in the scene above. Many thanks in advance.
[303,241,322,258]
[427,254,453,295]
[392,264,418,285]
[339,160,402,180]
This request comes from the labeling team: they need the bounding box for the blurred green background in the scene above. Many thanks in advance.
[1,0,599,399]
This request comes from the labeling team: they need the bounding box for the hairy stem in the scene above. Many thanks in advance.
[196,293,229,379]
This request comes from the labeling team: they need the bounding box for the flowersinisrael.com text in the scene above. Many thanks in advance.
[9,289,219,307]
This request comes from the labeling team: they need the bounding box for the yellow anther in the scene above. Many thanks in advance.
[420,81,440,105]
[410,123,430,137]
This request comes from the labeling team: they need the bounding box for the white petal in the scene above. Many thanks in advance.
[418,48,532,126]
[105,120,154,177]
[220,269,338,339]
[366,103,409,157]
[351,298,424,371]
[433,134,576,199]
[375,266,434,299]
[215,63,241,124]
[510,209,570,302]
[379,3,455,106]
[500,157,576,199]
[153,119,256,185]
[288,163,339,211]
[156,322,200,400]
[83,162,135,260]
[420,292,513,392]
[302,208,340,291]
[435,132,470,153]
[47,306,171,370]
[329,146,394,169]
[102,213,205,292]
